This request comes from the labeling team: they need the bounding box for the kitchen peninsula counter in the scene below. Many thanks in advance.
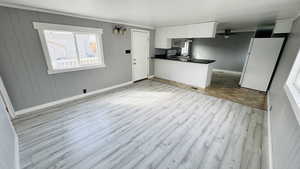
[152,56,215,88]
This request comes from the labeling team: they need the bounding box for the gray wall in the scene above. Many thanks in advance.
[268,18,300,169]
[0,6,155,111]
[191,32,254,72]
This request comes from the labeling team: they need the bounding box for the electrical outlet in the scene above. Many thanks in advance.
[125,49,131,54]
[83,89,87,94]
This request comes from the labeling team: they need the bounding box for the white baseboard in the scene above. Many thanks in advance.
[267,92,274,169]
[14,133,20,169]
[213,69,242,75]
[15,81,133,116]
[148,75,155,79]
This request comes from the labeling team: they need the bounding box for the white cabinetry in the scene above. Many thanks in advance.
[154,59,213,88]
[155,28,172,48]
[155,22,217,48]
[187,23,217,38]
[273,19,294,34]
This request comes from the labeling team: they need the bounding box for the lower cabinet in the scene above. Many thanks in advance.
[154,59,213,88]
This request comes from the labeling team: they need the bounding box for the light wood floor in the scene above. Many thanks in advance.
[14,80,264,169]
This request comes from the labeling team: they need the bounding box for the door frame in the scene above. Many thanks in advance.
[0,76,15,119]
[131,29,150,81]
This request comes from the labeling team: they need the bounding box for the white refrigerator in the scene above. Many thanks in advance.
[239,38,284,92]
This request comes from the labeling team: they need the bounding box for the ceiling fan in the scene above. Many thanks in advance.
[217,29,236,39]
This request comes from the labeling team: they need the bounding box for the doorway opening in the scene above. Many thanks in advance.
[190,32,267,109]
[205,70,266,110]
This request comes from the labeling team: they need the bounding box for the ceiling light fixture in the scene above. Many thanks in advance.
[113,25,127,35]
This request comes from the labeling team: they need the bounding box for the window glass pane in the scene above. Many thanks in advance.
[75,33,101,65]
[44,30,78,69]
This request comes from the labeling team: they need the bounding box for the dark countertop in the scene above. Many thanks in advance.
[152,56,216,64]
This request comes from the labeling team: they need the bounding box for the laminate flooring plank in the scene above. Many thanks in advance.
[14,80,264,169]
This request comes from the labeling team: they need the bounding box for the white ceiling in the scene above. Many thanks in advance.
[1,0,300,30]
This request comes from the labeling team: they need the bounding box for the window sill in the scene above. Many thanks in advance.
[47,64,106,74]
[284,83,300,125]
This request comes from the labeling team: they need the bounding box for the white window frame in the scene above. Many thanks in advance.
[284,48,300,125]
[33,22,105,74]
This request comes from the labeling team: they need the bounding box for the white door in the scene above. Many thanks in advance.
[241,38,284,91]
[239,38,254,85]
[0,90,19,169]
[131,29,150,81]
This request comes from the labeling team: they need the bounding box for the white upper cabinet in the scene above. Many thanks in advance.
[155,22,218,48]
[187,23,218,38]
[167,26,189,38]
[155,28,172,49]
[273,19,294,34]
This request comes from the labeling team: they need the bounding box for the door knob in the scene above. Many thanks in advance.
[133,63,136,65]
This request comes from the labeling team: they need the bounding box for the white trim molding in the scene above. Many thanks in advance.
[267,92,274,169]
[213,69,242,75]
[148,75,155,79]
[0,2,154,30]
[33,22,104,33]
[15,81,133,116]
[14,132,20,169]
[0,76,15,118]
[284,49,300,125]
[47,65,106,75]
[284,84,300,124]
[33,22,106,74]
[131,29,151,34]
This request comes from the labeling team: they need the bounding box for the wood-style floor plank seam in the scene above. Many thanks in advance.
[14,80,264,169]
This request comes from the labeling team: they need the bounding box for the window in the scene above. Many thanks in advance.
[33,22,105,74]
[284,49,300,125]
